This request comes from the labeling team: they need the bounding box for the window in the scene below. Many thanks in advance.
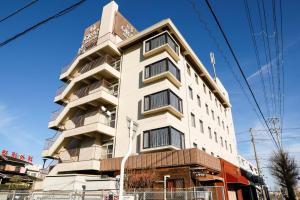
[197,95,201,107]
[225,140,228,150]
[209,91,212,100]
[222,121,225,130]
[144,89,183,113]
[202,147,206,152]
[214,132,218,143]
[203,84,206,94]
[199,120,204,133]
[205,104,209,115]
[229,144,232,153]
[220,104,222,112]
[187,64,191,76]
[211,110,215,120]
[215,98,218,107]
[208,127,212,139]
[217,116,220,126]
[220,137,223,147]
[188,87,193,99]
[211,152,214,156]
[145,32,179,54]
[144,58,180,81]
[227,126,229,135]
[194,73,199,84]
[143,126,184,149]
[224,108,227,117]
[193,143,197,148]
[191,113,196,127]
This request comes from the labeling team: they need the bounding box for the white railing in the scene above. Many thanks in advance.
[61,33,119,75]
[43,131,62,150]
[59,146,113,162]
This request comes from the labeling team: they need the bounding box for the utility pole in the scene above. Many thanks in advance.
[249,128,265,200]
[268,117,282,149]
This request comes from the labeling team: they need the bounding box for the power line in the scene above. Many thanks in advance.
[0,0,39,23]
[243,0,270,117]
[186,0,267,130]
[0,0,87,48]
[204,0,280,149]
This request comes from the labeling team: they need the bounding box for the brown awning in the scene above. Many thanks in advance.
[100,148,221,172]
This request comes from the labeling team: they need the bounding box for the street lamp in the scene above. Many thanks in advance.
[164,175,170,200]
[119,117,138,200]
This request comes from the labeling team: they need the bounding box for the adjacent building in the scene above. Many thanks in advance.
[41,1,240,194]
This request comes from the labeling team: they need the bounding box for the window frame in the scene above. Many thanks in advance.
[144,57,181,81]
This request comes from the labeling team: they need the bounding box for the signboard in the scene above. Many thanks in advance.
[1,149,33,163]
[78,21,100,55]
[113,12,137,40]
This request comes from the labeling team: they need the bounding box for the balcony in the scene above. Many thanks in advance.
[50,146,113,172]
[63,110,116,138]
[56,56,120,104]
[143,31,180,62]
[43,111,116,158]
[49,80,118,129]
[60,33,121,81]
[143,89,183,118]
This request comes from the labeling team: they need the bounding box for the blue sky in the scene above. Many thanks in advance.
[0,0,299,189]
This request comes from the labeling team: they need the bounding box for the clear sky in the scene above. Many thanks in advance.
[0,0,299,190]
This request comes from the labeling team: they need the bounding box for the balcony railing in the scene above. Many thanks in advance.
[44,131,62,150]
[59,146,113,162]
[61,33,119,75]
[65,110,116,130]
[50,80,118,123]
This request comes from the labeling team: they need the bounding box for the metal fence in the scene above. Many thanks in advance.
[0,186,224,200]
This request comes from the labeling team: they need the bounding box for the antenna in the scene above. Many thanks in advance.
[210,52,217,80]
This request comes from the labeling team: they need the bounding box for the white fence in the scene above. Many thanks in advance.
[0,186,225,200]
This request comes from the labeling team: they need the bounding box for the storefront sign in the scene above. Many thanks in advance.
[1,149,33,163]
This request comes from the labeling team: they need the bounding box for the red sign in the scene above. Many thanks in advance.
[1,149,33,163]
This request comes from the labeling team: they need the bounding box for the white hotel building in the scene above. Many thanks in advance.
[41,1,239,191]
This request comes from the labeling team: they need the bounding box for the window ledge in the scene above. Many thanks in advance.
[141,145,181,153]
[143,105,183,119]
[144,44,180,62]
[144,71,181,88]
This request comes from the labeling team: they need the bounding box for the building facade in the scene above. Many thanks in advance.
[41,1,239,193]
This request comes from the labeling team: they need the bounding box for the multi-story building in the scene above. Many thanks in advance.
[41,1,239,191]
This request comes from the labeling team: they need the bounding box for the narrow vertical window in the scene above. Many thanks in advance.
[189,87,193,99]
[220,136,223,147]
[214,132,218,143]
[193,143,197,148]
[208,127,212,139]
[191,113,196,127]
[225,140,228,150]
[197,95,201,107]
[229,144,232,153]
[211,110,215,120]
[202,147,206,152]
[209,91,212,100]
[227,126,229,135]
[205,104,209,115]
[194,73,199,84]
[199,120,204,133]
[215,98,218,107]
[187,64,191,76]
[217,116,220,126]
[222,121,225,130]
[203,84,206,94]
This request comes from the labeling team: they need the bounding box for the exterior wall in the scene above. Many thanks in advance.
[115,34,238,165]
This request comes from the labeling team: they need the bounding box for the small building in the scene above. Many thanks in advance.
[0,151,34,190]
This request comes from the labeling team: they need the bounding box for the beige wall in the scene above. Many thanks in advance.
[114,37,238,165]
